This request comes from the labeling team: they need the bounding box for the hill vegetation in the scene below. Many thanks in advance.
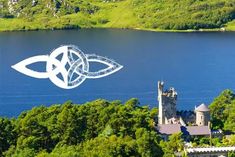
[1,91,235,156]
[0,0,235,31]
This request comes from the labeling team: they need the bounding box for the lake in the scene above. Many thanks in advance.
[0,29,235,117]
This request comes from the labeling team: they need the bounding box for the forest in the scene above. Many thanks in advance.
[0,0,235,31]
[1,90,235,156]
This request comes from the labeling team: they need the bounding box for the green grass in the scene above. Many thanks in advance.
[102,0,138,29]
[225,20,235,31]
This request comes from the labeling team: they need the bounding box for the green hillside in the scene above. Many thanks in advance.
[0,0,235,31]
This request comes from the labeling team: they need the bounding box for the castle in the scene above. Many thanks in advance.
[157,81,211,139]
[157,82,235,157]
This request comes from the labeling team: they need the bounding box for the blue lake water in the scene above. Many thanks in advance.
[0,29,235,117]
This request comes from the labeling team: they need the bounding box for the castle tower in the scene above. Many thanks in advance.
[158,81,177,124]
[195,103,210,126]
[158,81,164,124]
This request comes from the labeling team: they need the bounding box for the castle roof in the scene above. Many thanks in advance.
[157,124,211,136]
[183,126,211,136]
[157,124,181,135]
[195,103,210,112]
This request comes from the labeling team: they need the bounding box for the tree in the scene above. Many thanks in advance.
[135,128,163,157]
[224,103,235,132]
[15,106,54,152]
[77,135,138,157]
[209,89,235,130]
[160,133,184,157]
[0,118,16,155]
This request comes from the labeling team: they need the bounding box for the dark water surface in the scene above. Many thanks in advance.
[0,29,235,117]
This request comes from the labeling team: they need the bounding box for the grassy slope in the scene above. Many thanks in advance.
[0,0,234,32]
[102,0,138,28]
[225,20,235,31]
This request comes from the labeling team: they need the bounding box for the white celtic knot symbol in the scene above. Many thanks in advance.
[12,45,123,89]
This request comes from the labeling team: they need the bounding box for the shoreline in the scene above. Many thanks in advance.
[0,17,235,33]
[0,26,235,33]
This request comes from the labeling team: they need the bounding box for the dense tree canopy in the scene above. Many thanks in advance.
[209,89,235,131]
[0,118,16,155]
[0,98,165,157]
[0,90,235,156]
[160,133,184,157]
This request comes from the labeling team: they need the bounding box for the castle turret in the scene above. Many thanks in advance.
[158,81,177,125]
[195,103,210,126]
